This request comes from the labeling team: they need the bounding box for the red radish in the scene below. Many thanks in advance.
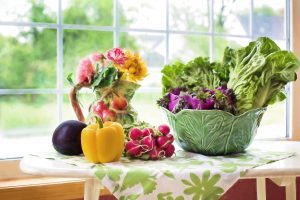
[142,128,154,137]
[102,109,116,122]
[157,148,166,158]
[158,124,170,135]
[111,95,128,110]
[140,136,155,151]
[156,136,170,148]
[94,111,103,118]
[127,146,141,157]
[148,147,159,160]
[166,134,175,143]
[129,128,143,140]
[124,125,175,160]
[125,140,142,156]
[125,140,139,151]
[94,101,107,114]
[164,144,175,157]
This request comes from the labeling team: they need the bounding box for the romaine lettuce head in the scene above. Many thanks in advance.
[227,37,300,114]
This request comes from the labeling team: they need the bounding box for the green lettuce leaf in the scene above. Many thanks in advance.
[212,47,237,82]
[161,57,220,93]
[227,37,300,114]
[161,61,185,93]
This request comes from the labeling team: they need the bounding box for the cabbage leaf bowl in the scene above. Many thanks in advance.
[162,107,266,156]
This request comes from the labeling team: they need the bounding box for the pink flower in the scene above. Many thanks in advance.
[90,52,104,63]
[106,48,126,65]
[76,57,95,85]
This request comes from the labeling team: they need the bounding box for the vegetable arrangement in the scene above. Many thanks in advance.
[51,37,299,162]
[158,37,300,115]
[52,119,175,162]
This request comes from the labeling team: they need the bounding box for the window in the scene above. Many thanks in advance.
[0,0,293,159]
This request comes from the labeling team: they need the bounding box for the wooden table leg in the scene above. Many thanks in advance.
[84,178,102,200]
[285,177,296,200]
[270,177,296,200]
[256,177,266,200]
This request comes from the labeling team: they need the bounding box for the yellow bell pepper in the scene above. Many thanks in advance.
[81,119,125,163]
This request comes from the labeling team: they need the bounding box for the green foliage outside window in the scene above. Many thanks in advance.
[0,0,285,137]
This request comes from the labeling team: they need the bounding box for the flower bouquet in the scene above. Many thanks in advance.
[68,48,148,125]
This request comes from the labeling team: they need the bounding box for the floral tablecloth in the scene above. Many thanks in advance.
[32,149,293,200]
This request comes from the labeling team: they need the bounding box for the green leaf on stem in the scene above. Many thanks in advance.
[67,73,75,86]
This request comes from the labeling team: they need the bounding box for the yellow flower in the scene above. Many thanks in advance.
[122,50,148,82]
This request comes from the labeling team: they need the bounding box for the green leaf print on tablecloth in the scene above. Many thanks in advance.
[219,162,253,173]
[157,192,184,200]
[94,165,123,181]
[162,159,205,170]
[120,194,140,200]
[121,168,157,195]
[223,154,254,162]
[182,171,224,200]
[163,170,176,179]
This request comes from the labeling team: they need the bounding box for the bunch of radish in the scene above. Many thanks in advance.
[125,124,175,160]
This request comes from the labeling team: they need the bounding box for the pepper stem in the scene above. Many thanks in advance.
[95,116,104,128]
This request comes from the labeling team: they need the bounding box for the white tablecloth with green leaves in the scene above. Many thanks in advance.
[32,149,293,200]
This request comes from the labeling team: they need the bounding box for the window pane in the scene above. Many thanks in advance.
[0,94,57,158]
[119,32,166,68]
[119,0,166,30]
[0,26,57,89]
[256,101,286,139]
[214,36,250,61]
[63,30,113,87]
[272,39,286,49]
[62,91,95,121]
[253,0,285,39]
[140,69,162,88]
[131,91,166,126]
[169,0,209,32]
[0,0,57,23]
[214,0,250,36]
[63,0,113,26]
[169,34,209,62]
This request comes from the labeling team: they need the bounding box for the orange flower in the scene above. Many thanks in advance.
[122,50,148,82]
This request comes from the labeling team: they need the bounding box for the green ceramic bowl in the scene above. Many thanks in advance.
[162,107,266,156]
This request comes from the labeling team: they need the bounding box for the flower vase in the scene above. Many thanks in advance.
[69,80,140,125]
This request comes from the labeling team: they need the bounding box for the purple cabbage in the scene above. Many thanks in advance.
[157,85,236,114]
[168,93,180,111]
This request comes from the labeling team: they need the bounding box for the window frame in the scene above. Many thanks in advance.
[291,0,300,140]
[0,0,299,182]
